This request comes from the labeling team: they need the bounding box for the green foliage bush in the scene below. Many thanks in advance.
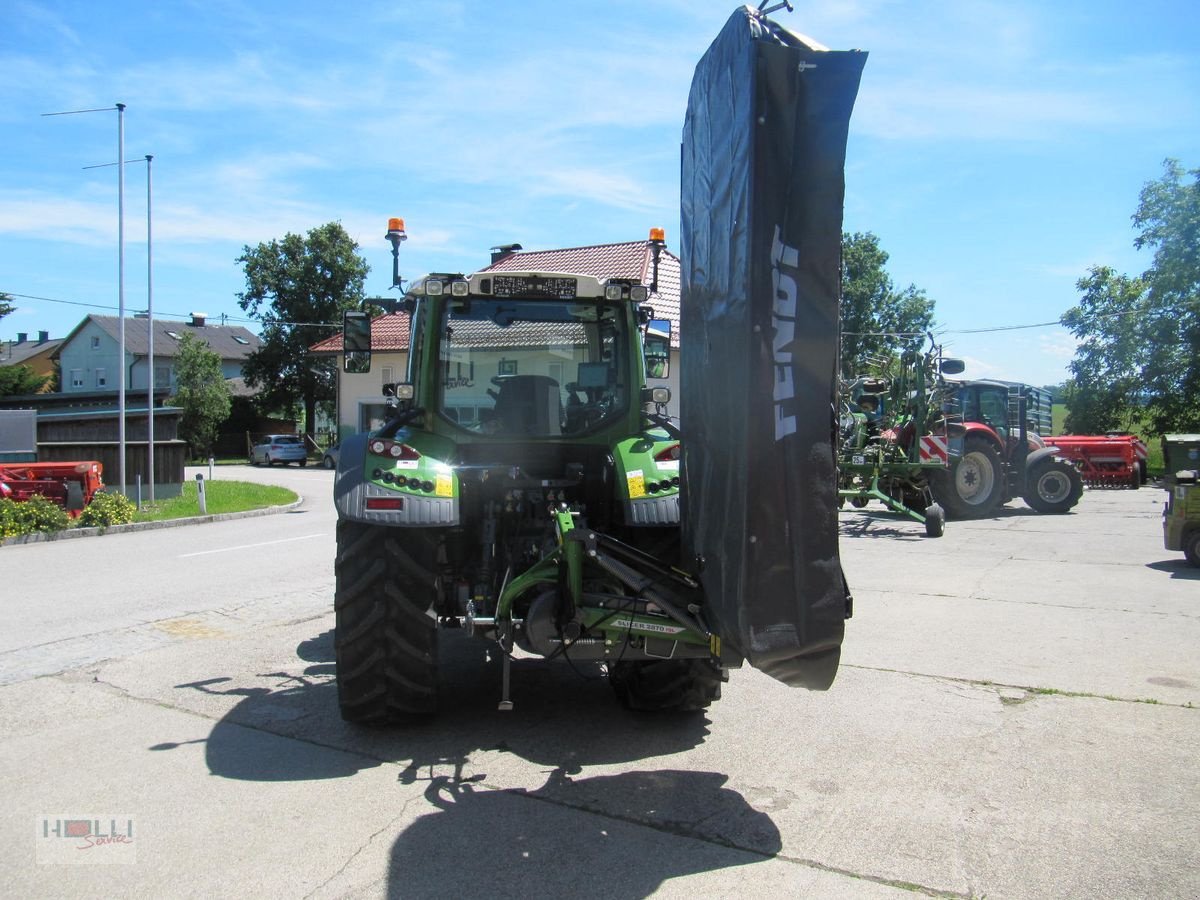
[78,490,136,528]
[0,495,70,538]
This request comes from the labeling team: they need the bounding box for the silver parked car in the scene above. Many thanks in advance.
[322,442,340,470]
[250,434,308,467]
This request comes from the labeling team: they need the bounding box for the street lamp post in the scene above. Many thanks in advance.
[43,102,128,495]
[83,148,156,503]
[145,154,155,503]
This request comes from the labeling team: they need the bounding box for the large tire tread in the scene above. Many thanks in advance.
[335,520,441,724]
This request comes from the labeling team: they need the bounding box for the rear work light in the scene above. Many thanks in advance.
[369,439,421,460]
[366,497,405,511]
[655,443,681,462]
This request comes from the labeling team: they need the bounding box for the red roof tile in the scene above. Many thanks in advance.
[309,312,411,353]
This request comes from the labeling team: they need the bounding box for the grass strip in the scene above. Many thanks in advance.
[133,480,297,522]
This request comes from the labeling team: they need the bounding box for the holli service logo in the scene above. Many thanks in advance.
[37,815,136,865]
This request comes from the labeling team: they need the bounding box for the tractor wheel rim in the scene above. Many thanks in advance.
[1038,472,1070,503]
[957,452,995,505]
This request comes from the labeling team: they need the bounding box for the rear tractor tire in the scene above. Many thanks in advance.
[1023,458,1084,514]
[608,658,725,712]
[933,436,1003,519]
[1183,531,1200,568]
[334,520,442,724]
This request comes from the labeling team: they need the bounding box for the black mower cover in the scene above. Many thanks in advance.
[680,6,865,689]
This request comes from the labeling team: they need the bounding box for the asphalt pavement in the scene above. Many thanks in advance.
[1,472,1196,898]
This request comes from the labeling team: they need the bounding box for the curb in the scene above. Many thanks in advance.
[0,496,306,548]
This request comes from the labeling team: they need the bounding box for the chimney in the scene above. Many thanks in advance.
[16,332,27,344]
[38,330,49,343]
[490,243,523,265]
[189,312,208,327]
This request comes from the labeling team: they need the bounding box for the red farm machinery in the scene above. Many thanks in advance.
[0,461,106,515]
[1042,434,1148,489]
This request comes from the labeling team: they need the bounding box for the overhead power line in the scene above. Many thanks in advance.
[1,290,341,329]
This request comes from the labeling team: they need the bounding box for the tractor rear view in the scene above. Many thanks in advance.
[932,380,1083,518]
[329,5,866,724]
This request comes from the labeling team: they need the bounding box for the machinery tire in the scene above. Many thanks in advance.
[334,520,441,723]
[608,658,724,712]
[934,436,1004,519]
[924,503,946,538]
[300,459,308,468]
[1184,531,1200,568]
[1023,458,1084,514]
[1128,466,1140,489]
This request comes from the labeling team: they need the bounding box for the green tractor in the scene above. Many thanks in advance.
[330,5,866,724]
[334,232,726,720]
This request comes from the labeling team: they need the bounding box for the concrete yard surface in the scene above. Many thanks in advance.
[1,480,1196,898]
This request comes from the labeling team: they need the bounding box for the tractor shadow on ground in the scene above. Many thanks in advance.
[158,628,777,896]
[161,627,715,783]
[383,766,781,899]
[1145,560,1200,581]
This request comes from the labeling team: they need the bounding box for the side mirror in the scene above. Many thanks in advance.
[343,311,372,374]
[644,318,671,379]
[939,358,965,376]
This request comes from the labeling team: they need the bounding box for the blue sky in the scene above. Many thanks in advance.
[2,0,1197,386]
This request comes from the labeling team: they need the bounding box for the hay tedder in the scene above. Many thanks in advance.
[837,340,964,537]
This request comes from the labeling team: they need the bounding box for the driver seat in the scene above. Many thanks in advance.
[492,375,562,435]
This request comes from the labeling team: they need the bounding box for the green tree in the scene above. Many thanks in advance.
[237,222,369,436]
[170,332,232,457]
[0,365,50,396]
[1063,159,1200,434]
[840,232,936,376]
[0,292,13,320]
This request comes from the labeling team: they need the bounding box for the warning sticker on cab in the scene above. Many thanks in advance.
[435,474,453,497]
[626,469,645,498]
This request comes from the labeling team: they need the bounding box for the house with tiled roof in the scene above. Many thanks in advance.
[55,313,261,395]
[0,330,62,392]
[310,238,681,437]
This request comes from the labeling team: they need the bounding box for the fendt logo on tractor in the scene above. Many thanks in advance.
[770,225,801,442]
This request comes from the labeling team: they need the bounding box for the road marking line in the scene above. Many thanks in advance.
[179,533,327,558]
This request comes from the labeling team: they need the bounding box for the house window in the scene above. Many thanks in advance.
[95,368,107,388]
[70,369,83,389]
[90,336,101,350]
[381,366,394,386]
[155,366,171,388]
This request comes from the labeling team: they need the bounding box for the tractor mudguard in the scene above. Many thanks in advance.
[679,7,866,689]
[1025,446,1061,470]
